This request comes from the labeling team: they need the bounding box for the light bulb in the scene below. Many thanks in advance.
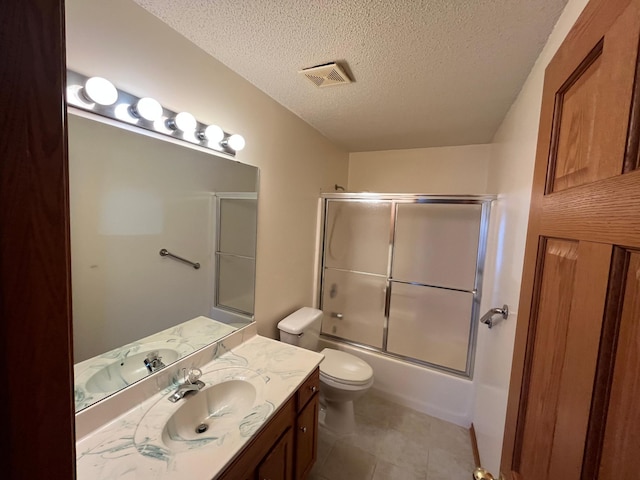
[83,77,118,106]
[168,112,197,133]
[131,97,163,121]
[202,124,224,143]
[227,134,246,151]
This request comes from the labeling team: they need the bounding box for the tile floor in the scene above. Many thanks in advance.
[309,392,476,480]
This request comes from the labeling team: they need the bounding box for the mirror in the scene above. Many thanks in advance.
[69,112,258,412]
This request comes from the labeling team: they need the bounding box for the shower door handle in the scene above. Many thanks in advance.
[383,283,392,317]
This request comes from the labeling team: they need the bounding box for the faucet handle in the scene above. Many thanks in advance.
[182,367,202,384]
[187,368,202,384]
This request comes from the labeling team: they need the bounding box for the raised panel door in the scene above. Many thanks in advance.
[502,0,640,478]
[597,251,640,479]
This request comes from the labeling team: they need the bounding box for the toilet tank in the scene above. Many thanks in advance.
[277,307,323,351]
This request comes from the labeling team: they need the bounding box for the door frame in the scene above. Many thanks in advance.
[1,0,76,477]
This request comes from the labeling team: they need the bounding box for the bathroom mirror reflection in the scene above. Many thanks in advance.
[69,111,259,411]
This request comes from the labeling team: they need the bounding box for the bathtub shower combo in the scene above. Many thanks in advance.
[318,194,494,382]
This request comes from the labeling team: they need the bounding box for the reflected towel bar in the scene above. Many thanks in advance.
[480,305,509,329]
[159,248,201,269]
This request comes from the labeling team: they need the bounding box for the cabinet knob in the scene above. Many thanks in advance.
[310,385,317,393]
[300,426,307,433]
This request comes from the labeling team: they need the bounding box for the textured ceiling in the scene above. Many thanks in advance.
[133,0,568,152]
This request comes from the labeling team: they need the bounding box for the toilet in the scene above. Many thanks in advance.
[277,307,373,434]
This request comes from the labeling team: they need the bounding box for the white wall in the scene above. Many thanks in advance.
[348,144,492,193]
[65,0,349,344]
[472,0,589,474]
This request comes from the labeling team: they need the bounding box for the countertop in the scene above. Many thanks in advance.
[75,335,323,480]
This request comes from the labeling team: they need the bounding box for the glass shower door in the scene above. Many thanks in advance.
[387,203,483,373]
[318,195,491,377]
[321,200,391,348]
[321,269,388,348]
[215,194,257,316]
[386,283,474,371]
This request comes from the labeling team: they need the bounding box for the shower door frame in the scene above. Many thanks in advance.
[213,192,258,318]
[318,193,495,378]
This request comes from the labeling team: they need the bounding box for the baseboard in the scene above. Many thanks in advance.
[470,423,481,468]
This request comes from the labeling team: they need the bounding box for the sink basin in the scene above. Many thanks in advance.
[85,348,179,393]
[162,380,256,447]
[134,367,273,457]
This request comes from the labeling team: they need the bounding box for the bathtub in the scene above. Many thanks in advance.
[318,337,474,427]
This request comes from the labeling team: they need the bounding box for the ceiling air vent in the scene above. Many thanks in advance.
[299,62,352,88]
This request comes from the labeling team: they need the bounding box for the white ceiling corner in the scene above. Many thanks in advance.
[132,0,569,152]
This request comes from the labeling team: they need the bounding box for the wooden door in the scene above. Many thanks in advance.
[1,0,75,478]
[501,0,640,478]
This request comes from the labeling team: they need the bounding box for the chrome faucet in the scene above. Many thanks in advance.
[143,351,166,373]
[168,368,204,403]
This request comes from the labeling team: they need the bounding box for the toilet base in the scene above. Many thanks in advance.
[320,398,357,435]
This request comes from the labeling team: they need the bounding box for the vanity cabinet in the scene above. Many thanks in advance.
[217,367,319,480]
[295,369,319,479]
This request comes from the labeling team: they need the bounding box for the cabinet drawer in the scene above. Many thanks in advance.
[297,368,320,412]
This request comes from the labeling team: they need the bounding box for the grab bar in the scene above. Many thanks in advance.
[480,305,508,329]
[159,248,201,269]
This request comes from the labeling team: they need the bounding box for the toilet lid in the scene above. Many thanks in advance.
[319,348,373,386]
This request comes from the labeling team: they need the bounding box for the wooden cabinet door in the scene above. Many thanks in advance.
[296,393,319,480]
[501,0,640,479]
[257,428,294,480]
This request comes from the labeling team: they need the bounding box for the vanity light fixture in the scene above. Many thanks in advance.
[66,69,245,157]
[130,97,163,122]
[224,134,246,152]
[82,76,118,106]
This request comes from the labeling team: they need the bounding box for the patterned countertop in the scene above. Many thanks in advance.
[75,335,323,479]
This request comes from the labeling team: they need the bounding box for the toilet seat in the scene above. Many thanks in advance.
[319,348,373,386]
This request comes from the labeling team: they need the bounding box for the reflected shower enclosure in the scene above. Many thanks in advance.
[319,194,493,377]
[214,193,257,318]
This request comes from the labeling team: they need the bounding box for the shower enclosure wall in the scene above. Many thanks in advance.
[319,194,494,377]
